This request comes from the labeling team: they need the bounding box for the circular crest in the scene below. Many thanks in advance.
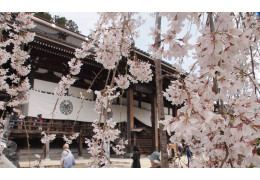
[60,100,73,115]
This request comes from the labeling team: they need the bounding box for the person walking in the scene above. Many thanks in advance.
[59,144,75,168]
[178,142,183,156]
[131,146,141,168]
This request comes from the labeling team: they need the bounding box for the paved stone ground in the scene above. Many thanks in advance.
[18,148,189,168]
[19,156,151,168]
[19,156,190,168]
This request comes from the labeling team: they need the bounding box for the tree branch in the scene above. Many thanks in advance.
[219,142,229,168]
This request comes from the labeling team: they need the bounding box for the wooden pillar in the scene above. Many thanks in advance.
[127,88,134,154]
[117,97,120,105]
[128,88,134,130]
[78,132,83,156]
[28,117,32,130]
[28,57,38,89]
[172,105,177,117]
[45,140,50,159]
[151,93,159,151]
[137,92,142,108]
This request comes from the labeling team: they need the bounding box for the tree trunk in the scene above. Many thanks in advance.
[154,12,169,168]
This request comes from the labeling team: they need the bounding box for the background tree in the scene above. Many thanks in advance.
[54,15,66,27]
[66,20,79,33]
[35,13,80,33]
[34,12,53,22]
[54,15,79,33]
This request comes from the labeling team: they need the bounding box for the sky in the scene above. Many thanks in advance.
[49,12,155,52]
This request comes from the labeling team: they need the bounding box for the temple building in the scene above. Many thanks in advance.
[4,16,178,159]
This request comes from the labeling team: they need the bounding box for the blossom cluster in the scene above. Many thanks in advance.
[163,79,188,106]
[159,12,260,168]
[94,87,120,114]
[68,58,83,76]
[148,13,199,62]
[63,133,79,144]
[127,59,153,83]
[89,13,141,69]
[40,131,56,144]
[112,139,128,155]
[85,119,127,167]
[0,12,34,133]
[54,75,76,97]
[114,74,130,89]
[54,57,83,97]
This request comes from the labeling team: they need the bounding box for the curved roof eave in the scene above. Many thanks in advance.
[32,16,177,74]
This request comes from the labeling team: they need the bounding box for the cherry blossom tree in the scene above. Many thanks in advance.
[53,12,153,167]
[0,12,35,116]
[0,13,35,157]
[158,12,260,168]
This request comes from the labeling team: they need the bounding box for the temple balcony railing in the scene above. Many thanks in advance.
[8,119,93,136]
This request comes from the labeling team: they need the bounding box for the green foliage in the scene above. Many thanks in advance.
[54,15,67,27]
[35,12,53,22]
[66,20,79,33]
[54,16,80,33]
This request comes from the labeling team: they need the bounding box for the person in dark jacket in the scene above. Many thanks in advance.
[131,146,141,168]
[187,146,193,167]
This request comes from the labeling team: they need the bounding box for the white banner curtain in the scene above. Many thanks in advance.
[24,90,155,127]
